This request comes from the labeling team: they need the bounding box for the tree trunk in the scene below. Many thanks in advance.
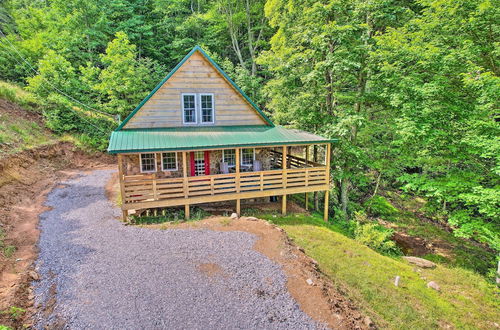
[313,145,319,211]
[245,0,257,76]
[340,178,348,215]
[372,172,381,197]
[221,4,246,70]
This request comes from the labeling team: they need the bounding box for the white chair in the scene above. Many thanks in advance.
[220,162,229,174]
[253,160,262,172]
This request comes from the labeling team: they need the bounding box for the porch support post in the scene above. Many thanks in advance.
[313,145,319,211]
[182,151,189,220]
[235,148,240,215]
[324,143,331,222]
[305,145,309,210]
[282,145,287,215]
[118,154,128,221]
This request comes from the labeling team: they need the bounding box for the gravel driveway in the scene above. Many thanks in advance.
[33,169,322,329]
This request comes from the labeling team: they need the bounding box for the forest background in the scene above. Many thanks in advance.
[0,0,498,273]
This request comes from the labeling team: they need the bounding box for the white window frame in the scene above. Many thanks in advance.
[182,93,197,125]
[161,152,178,171]
[199,93,215,125]
[241,148,255,166]
[140,153,157,173]
[223,149,236,168]
[181,93,215,125]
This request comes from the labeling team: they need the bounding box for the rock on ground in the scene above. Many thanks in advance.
[427,281,440,291]
[402,256,437,269]
[33,169,323,329]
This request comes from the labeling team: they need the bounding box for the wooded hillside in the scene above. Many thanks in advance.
[0,0,498,274]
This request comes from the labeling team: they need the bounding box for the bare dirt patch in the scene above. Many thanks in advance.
[196,262,225,278]
[143,216,370,329]
[0,142,113,328]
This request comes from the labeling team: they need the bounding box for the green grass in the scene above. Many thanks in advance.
[253,212,499,329]
[0,229,16,258]
[0,119,54,155]
[378,193,496,276]
[0,307,25,322]
[132,207,210,225]
[0,82,39,110]
[0,82,57,156]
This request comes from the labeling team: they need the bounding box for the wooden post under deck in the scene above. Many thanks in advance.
[324,143,331,221]
[182,151,189,220]
[305,145,310,210]
[118,154,128,221]
[282,145,287,215]
[235,148,241,216]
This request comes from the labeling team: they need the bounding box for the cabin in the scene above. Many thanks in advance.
[108,46,335,221]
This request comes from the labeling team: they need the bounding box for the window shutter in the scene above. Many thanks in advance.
[190,152,195,176]
[204,151,210,175]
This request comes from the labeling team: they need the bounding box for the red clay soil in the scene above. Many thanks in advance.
[0,99,45,127]
[0,142,113,328]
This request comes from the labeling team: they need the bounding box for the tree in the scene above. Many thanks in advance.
[88,31,160,116]
[259,0,415,216]
[210,0,270,76]
[373,0,499,249]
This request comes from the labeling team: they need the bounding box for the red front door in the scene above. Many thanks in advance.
[190,151,210,176]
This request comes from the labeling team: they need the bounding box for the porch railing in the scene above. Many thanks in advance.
[269,150,323,168]
[122,166,328,208]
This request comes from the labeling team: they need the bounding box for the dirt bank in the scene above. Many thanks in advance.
[0,142,113,328]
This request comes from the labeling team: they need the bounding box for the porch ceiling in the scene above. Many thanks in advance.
[108,125,336,154]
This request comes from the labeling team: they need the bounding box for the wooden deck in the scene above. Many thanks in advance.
[118,143,331,220]
[121,166,328,210]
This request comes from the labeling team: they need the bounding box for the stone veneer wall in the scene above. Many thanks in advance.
[123,153,183,178]
[122,148,275,177]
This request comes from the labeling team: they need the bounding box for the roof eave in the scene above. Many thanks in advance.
[107,138,338,154]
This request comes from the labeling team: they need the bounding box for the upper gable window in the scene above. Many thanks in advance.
[200,94,214,123]
[182,94,196,124]
[181,93,214,125]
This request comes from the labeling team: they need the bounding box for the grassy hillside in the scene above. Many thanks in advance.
[252,212,499,329]
[0,82,58,156]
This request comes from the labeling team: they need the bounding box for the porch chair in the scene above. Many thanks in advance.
[220,162,229,174]
[253,160,262,171]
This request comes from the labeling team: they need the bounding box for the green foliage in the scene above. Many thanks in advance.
[1,307,25,321]
[365,196,399,217]
[85,32,162,116]
[0,82,40,109]
[2,245,16,258]
[1,0,498,257]
[354,222,400,255]
[260,212,500,329]
[352,211,401,255]
[131,207,209,225]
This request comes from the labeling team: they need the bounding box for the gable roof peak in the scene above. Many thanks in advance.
[116,45,274,130]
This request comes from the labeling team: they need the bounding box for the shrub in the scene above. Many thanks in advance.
[3,245,16,258]
[1,306,25,321]
[365,195,399,217]
[354,222,401,255]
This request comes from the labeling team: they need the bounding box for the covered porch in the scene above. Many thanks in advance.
[109,126,334,220]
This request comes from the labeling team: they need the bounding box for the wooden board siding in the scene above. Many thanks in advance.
[124,51,267,129]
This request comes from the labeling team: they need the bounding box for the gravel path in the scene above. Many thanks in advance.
[33,169,322,329]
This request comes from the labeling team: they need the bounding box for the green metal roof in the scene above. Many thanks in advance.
[116,45,274,130]
[108,126,336,154]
